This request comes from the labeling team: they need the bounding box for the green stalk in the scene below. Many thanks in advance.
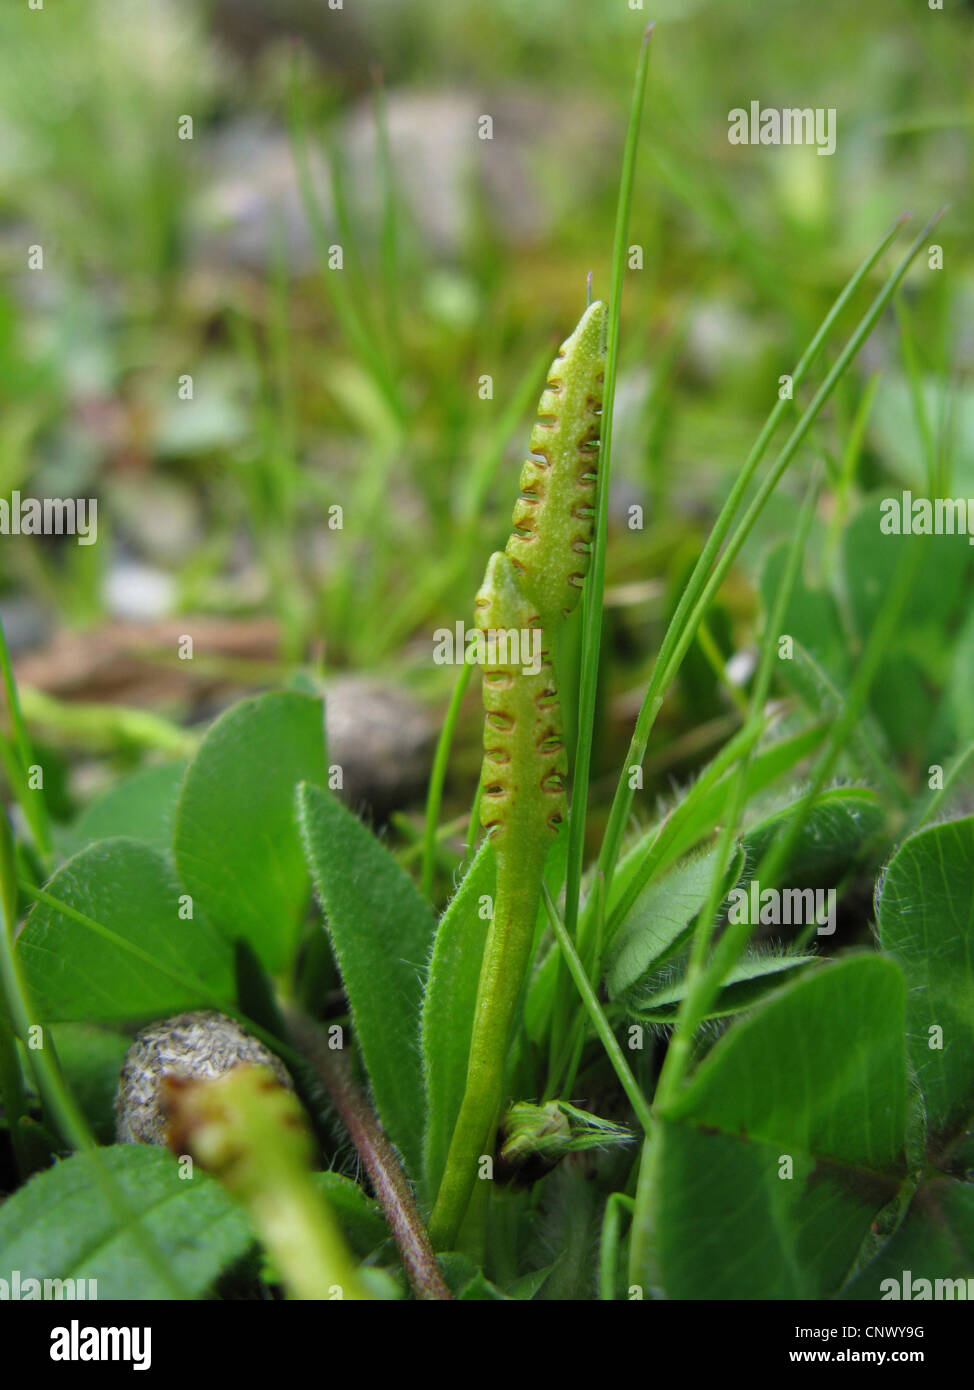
[428,861,548,1250]
[0,827,88,1153]
[430,280,609,1243]
[542,885,652,1134]
[0,615,52,863]
[428,553,568,1249]
[551,23,654,1078]
[372,68,403,364]
[825,371,881,570]
[599,1192,636,1301]
[0,1007,31,1178]
[465,776,484,860]
[562,23,654,942]
[421,659,473,898]
[908,736,974,835]
[165,1064,373,1301]
[19,686,195,756]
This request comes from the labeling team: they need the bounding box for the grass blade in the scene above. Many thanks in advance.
[421,660,474,898]
[564,23,655,938]
[594,208,943,912]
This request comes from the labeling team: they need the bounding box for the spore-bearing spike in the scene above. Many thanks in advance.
[505,300,607,628]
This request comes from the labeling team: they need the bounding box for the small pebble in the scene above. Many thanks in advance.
[114,1009,290,1146]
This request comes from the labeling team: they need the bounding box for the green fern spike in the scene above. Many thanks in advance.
[429,551,567,1250]
[475,550,568,852]
[505,300,607,632]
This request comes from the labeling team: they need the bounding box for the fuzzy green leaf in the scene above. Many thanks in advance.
[606,846,741,1000]
[48,1024,131,1144]
[740,786,885,887]
[606,721,827,933]
[876,818,974,1149]
[313,1171,390,1259]
[0,1144,255,1299]
[630,951,817,1021]
[296,782,435,1181]
[421,838,495,1202]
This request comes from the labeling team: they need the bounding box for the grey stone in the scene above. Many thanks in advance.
[115,1009,292,1146]
[325,675,434,818]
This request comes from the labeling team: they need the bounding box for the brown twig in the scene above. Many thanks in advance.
[285,1008,451,1301]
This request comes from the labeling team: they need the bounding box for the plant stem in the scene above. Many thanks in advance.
[19,685,195,756]
[599,1191,636,1301]
[0,615,52,863]
[428,864,544,1250]
[542,885,652,1133]
[165,1063,372,1301]
[551,22,654,1087]
[0,1009,32,1178]
[421,659,473,898]
[286,1008,451,1300]
[562,22,654,945]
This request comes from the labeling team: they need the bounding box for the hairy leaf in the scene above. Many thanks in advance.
[876,818,974,1151]
[297,782,435,1181]
[0,1145,254,1299]
[421,839,495,1202]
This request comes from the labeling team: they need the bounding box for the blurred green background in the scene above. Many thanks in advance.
[0,0,970,831]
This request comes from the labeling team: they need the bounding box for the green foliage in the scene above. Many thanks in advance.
[63,761,187,859]
[843,1182,974,1299]
[650,958,907,1299]
[16,839,234,1023]
[421,839,495,1200]
[630,950,817,1022]
[297,782,435,1181]
[0,1145,255,1300]
[606,845,738,999]
[174,693,328,973]
[0,4,970,1306]
[876,820,974,1152]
